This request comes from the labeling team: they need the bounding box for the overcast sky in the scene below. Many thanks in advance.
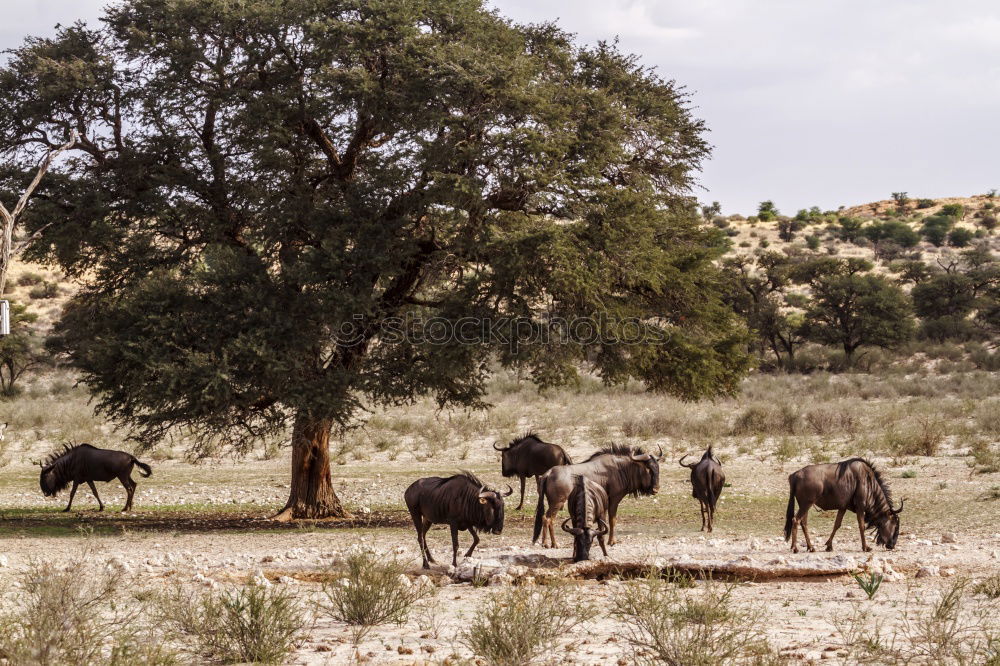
[2,1,998,215]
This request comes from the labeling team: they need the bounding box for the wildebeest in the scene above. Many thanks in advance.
[679,446,725,532]
[404,471,513,568]
[39,443,153,512]
[494,432,573,510]
[561,475,609,562]
[784,458,904,553]
[533,443,663,548]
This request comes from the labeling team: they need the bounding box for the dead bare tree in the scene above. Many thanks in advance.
[0,131,76,297]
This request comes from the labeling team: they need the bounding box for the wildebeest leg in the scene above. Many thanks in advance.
[825,509,846,551]
[450,524,460,567]
[608,501,620,546]
[799,509,815,552]
[699,501,707,531]
[707,503,715,533]
[409,509,430,568]
[790,503,811,553]
[856,511,871,552]
[515,476,526,511]
[63,481,80,512]
[422,518,436,565]
[86,480,104,511]
[120,475,135,512]
[544,505,561,548]
[465,527,480,558]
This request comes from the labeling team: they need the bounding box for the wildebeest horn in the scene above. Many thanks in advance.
[678,454,696,468]
[493,441,506,451]
[656,444,664,460]
[561,518,583,535]
[893,498,906,514]
[595,518,609,536]
[501,484,513,497]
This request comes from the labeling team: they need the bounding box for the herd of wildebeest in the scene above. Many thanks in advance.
[35,434,905,569]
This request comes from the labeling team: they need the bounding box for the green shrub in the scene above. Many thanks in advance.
[947,227,974,247]
[16,271,44,287]
[156,582,305,664]
[27,281,59,299]
[319,551,434,642]
[921,215,953,246]
[916,198,935,209]
[462,585,596,666]
[612,576,779,666]
[940,203,965,219]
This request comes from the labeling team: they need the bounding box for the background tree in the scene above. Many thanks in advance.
[757,200,779,222]
[0,302,42,396]
[792,258,914,364]
[2,0,750,519]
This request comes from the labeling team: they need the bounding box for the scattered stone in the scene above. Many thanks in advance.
[314,644,332,652]
[941,532,957,544]
[277,575,296,585]
[916,566,940,578]
[489,573,513,586]
[397,646,414,655]
[941,568,956,577]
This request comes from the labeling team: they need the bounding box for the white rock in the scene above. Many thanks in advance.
[916,566,940,578]
[277,576,296,585]
[941,568,956,577]
[397,574,412,588]
[0,555,9,567]
[941,532,957,544]
[489,573,513,586]
[916,539,934,546]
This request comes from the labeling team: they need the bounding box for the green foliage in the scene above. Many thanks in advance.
[940,203,966,219]
[155,582,305,664]
[15,271,43,286]
[912,273,977,341]
[0,0,751,507]
[863,220,920,248]
[948,227,974,247]
[916,198,935,209]
[0,302,42,397]
[757,200,779,221]
[777,218,803,242]
[462,585,596,666]
[805,234,821,250]
[835,216,866,243]
[851,571,884,600]
[319,552,434,643]
[611,576,779,666]
[921,215,954,246]
[793,258,914,362]
[27,281,58,299]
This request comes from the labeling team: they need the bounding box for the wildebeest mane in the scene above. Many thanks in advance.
[571,475,588,527]
[39,443,95,496]
[584,443,646,462]
[842,458,895,536]
[506,432,540,449]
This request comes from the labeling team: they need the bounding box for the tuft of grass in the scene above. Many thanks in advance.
[611,575,780,666]
[462,585,596,666]
[0,559,171,666]
[155,581,305,664]
[319,552,434,643]
[973,574,1000,599]
[851,571,884,600]
[901,469,917,479]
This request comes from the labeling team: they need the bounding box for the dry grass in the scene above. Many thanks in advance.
[461,585,597,666]
[611,576,781,666]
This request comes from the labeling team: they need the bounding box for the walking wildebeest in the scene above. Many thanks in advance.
[39,443,153,512]
[561,475,609,562]
[784,458,904,553]
[533,443,662,548]
[679,446,725,532]
[404,471,513,568]
[494,432,573,510]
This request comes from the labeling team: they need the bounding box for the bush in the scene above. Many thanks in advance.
[0,559,169,666]
[319,551,434,642]
[16,271,44,287]
[612,576,779,666]
[462,585,596,666]
[156,581,305,664]
[806,234,821,250]
[916,198,935,209]
[947,227,974,247]
[973,574,1000,599]
[921,215,954,246]
[28,281,59,299]
[730,404,800,437]
[940,203,965,219]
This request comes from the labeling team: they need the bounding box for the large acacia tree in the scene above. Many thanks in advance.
[1,0,751,518]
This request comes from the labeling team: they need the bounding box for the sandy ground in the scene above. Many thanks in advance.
[0,431,998,665]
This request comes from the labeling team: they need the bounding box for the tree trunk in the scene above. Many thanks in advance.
[272,412,350,521]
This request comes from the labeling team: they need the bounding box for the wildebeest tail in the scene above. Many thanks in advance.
[132,457,152,477]
[784,480,796,541]
[532,475,548,544]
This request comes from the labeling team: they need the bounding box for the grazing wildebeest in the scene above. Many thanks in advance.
[561,475,609,562]
[404,471,513,568]
[494,432,573,510]
[533,443,662,548]
[39,443,152,512]
[784,458,904,553]
[679,446,725,532]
